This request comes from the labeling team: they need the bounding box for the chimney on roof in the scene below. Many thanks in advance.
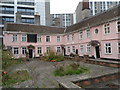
[16,12,21,23]
[81,0,91,20]
[34,12,40,25]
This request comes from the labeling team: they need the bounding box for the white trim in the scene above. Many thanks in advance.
[117,42,120,54]
[104,43,112,54]
[46,35,51,42]
[21,34,27,42]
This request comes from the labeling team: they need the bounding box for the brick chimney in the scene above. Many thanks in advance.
[34,12,40,25]
[16,12,21,23]
[82,0,91,19]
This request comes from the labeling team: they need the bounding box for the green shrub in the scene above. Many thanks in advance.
[2,70,31,86]
[54,63,89,76]
[44,50,64,62]
[2,50,23,69]
[69,63,80,70]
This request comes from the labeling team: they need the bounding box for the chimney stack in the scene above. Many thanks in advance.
[16,12,21,23]
[34,12,40,25]
[82,0,91,19]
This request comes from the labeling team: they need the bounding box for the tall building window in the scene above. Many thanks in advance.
[67,35,70,41]
[46,47,50,53]
[79,31,83,39]
[86,44,91,53]
[12,34,17,42]
[86,29,90,38]
[117,21,120,32]
[38,47,42,54]
[104,23,110,34]
[118,43,120,54]
[22,34,27,42]
[72,46,75,53]
[37,35,41,42]
[22,47,26,54]
[57,36,61,42]
[46,36,50,42]
[80,45,84,53]
[105,43,112,54]
[72,34,74,41]
[13,47,19,55]
[57,47,61,53]
[67,46,70,53]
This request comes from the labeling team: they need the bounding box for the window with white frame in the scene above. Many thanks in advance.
[46,36,50,42]
[86,44,91,53]
[118,43,120,54]
[46,47,50,53]
[105,43,112,54]
[38,47,42,54]
[79,31,83,39]
[80,45,84,53]
[57,36,60,42]
[86,29,90,38]
[72,34,74,41]
[37,35,41,42]
[22,34,27,42]
[22,47,26,54]
[67,46,70,53]
[104,23,110,34]
[72,46,75,53]
[67,35,70,41]
[57,47,61,53]
[12,34,17,42]
[13,47,19,55]
[117,21,120,32]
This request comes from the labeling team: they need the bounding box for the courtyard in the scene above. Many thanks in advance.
[4,59,119,88]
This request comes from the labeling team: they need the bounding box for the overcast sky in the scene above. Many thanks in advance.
[50,0,119,14]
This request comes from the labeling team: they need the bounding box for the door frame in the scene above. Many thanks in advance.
[95,46,100,58]
[29,49,33,58]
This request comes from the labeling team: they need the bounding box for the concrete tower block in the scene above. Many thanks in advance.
[16,12,21,23]
[34,12,40,25]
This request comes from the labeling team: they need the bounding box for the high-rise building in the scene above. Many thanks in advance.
[51,14,73,28]
[74,1,120,23]
[89,1,120,15]
[0,0,50,26]
[0,0,51,45]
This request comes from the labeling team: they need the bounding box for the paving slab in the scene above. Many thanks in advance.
[6,59,119,88]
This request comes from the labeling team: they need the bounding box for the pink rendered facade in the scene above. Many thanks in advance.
[3,20,120,60]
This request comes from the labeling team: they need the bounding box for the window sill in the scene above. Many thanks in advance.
[105,53,112,55]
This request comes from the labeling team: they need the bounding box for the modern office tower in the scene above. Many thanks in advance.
[0,0,50,25]
[74,1,120,23]
[89,1,120,15]
[0,0,51,44]
[51,14,73,28]
[35,0,51,26]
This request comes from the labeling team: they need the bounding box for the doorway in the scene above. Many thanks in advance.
[63,48,66,56]
[76,49,78,54]
[29,49,33,58]
[95,46,100,58]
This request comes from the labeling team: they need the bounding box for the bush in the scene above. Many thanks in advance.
[2,50,23,69]
[44,50,64,62]
[2,70,31,86]
[54,63,89,76]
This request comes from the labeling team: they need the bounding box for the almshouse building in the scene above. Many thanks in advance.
[3,4,120,60]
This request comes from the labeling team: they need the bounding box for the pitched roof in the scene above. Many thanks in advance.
[65,4,120,33]
[4,23,65,35]
[4,4,120,34]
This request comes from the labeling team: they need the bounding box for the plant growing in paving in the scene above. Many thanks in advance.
[54,63,90,76]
